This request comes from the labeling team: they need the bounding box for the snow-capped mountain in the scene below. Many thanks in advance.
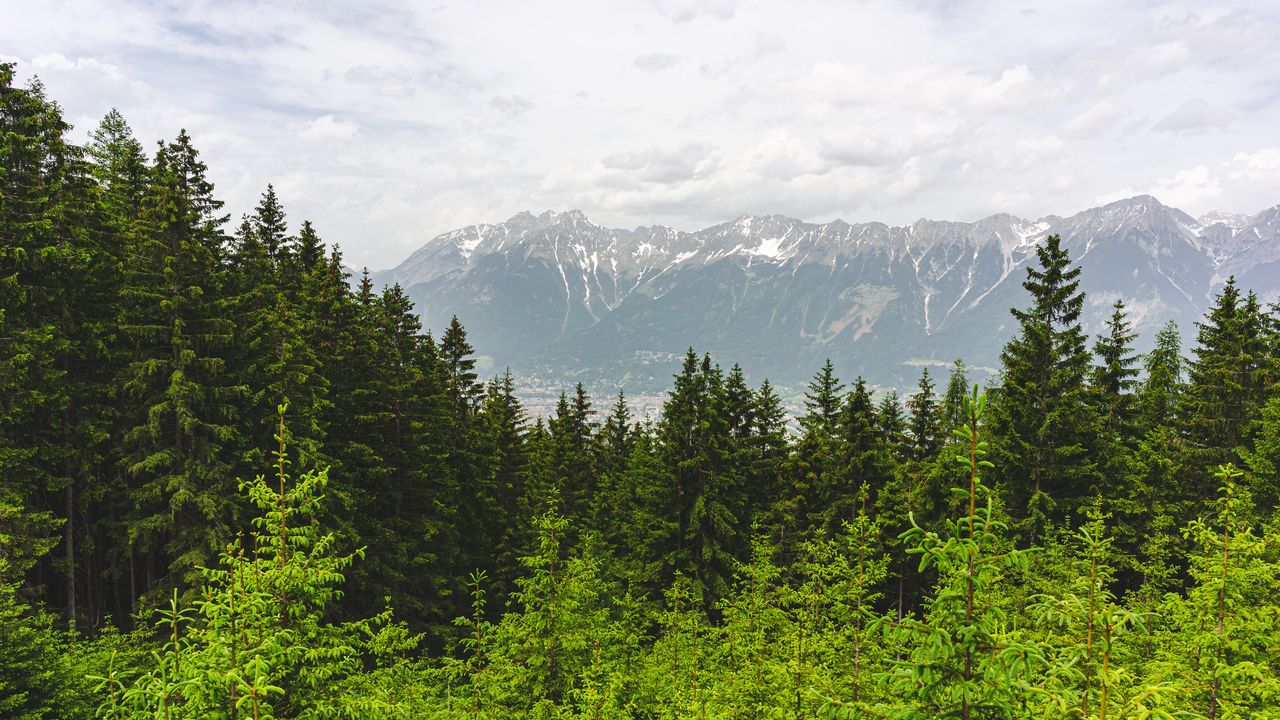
[368,196,1280,397]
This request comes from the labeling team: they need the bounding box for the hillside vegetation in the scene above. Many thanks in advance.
[4,63,1280,719]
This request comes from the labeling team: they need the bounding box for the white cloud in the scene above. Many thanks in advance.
[297,115,359,142]
[1231,148,1280,180]
[1064,102,1127,137]
[972,64,1033,105]
[3,0,1278,267]
[1150,165,1222,207]
[1153,98,1231,134]
[634,52,682,72]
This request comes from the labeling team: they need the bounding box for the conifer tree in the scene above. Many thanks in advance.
[1139,320,1184,428]
[1,64,124,628]
[877,390,909,462]
[657,351,740,607]
[785,361,846,541]
[1091,300,1141,446]
[1180,279,1274,496]
[828,387,1041,719]
[95,409,421,719]
[596,390,634,481]
[1149,465,1280,718]
[825,379,890,537]
[118,129,244,593]
[252,183,290,264]
[291,220,325,275]
[229,192,328,475]
[87,109,148,233]
[942,360,970,434]
[990,234,1098,540]
[477,370,529,592]
[907,368,944,462]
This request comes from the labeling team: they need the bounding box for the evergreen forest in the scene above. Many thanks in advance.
[6,63,1280,719]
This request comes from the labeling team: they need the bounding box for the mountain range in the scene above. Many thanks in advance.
[366,195,1280,407]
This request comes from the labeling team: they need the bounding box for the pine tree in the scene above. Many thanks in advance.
[95,409,421,719]
[1,65,127,628]
[828,386,1041,719]
[1180,279,1273,496]
[990,234,1098,540]
[942,360,970,434]
[477,370,529,593]
[1091,300,1141,446]
[1139,320,1184,428]
[907,368,944,462]
[116,130,245,597]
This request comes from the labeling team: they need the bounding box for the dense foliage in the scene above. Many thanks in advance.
[4,63,1280,718]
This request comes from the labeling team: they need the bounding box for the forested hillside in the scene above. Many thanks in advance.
[4,62,1280,719]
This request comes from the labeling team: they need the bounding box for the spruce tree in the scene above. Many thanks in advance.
[907,367,944,462]
[877,389,909,462]
[785,361,846,542]
[990,233,1098,540]
[477,370,529,593]
[117,130,243,595]
[826,378,891,537]
[745,378,790,534]
[1139,320,1184,428]
[1091,299,1140,446]
[1,65,122,628]
[1090,300,1140,513]
[657,351,740,607]
[942,360,970,434]
[1180,279,1274,496]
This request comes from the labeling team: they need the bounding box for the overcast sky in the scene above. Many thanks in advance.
[5,1,1280,268]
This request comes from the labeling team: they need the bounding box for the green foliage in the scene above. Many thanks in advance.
[990,233,1100,540]
[94,407,420,719]
[1146,465,1280,719]
[848,387,1040,719]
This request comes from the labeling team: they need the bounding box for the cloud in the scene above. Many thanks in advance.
[599,143,720,185]
[1150,165,1222,206]
[972,65,1033,105]
[1153,98,1231,134]
[4,0,1279,267]
[1231,148,1280,180]
[1099,165,1223,210]
[489,94,532,118]
[297,115,359,142]
[1065,102,1127,137]
[634,52,682,72]
[655,0,737,23]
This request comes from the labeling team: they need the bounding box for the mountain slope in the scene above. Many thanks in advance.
[370,197,1279,400]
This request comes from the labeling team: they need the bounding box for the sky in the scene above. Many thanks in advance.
[4,0,1280,269]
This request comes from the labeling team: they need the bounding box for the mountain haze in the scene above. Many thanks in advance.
[370,196,1280,400]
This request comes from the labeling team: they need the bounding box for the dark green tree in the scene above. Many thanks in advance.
[989,234,1098,541]
[1179,279,1274,496]
[117,129,243,595]
[907,367,944,462]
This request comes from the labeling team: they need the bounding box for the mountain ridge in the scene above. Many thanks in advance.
[367,196,1280,404]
